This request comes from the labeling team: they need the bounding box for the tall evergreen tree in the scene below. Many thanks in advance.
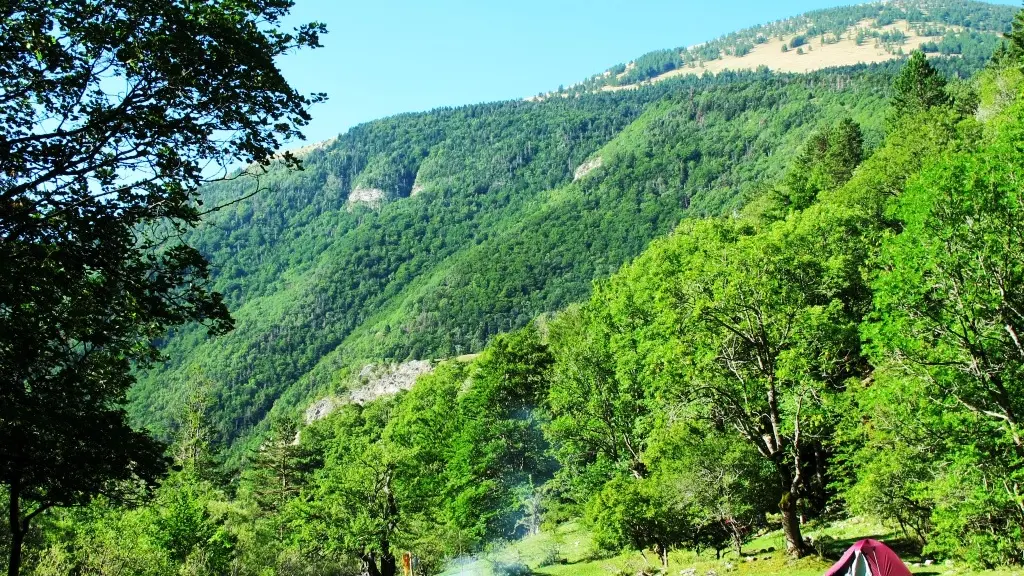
[891,51,949,119]
[825,118,865,187]
[242,416,317,542]
[171,369,220,478]
[774,118,864,213]
[1007,7,1024,58]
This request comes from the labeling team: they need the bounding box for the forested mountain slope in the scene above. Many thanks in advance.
[129,1,1014,454]
[563,0,1014,94]
[75,47,1024,576]
[20,2,1024,575]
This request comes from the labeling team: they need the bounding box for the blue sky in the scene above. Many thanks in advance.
[279,0,1020,144]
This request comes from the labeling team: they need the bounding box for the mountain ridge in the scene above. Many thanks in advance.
[128,1,1016,458]
[537,0,1013,98]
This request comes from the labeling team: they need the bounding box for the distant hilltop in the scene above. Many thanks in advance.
[531,0,1014,99]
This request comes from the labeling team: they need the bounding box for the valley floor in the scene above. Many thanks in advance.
[442,519,1022,576]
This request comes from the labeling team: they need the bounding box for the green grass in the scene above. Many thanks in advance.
[441,519,1024,576]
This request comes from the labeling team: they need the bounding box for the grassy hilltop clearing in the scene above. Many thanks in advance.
[564,0,1013,93]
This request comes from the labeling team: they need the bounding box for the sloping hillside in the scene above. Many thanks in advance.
[128,2,1014,455]
[548,0,1012,96]
[643,20,951,78]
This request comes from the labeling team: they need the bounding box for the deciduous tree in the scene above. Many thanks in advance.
[0,1,324,573]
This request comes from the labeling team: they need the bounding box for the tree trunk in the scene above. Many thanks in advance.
[364,554,382,576]
[7,481,22,576]
[779,491,806,557]
[380,487,398,576]
[658,544,669,570]
[729,520,745,557]
[379,550,397,576]
[7,526,23,576]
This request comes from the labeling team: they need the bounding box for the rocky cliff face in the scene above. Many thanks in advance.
[304,360,435,423]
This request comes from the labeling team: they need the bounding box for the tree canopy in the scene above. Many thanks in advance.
[0,0,323,573]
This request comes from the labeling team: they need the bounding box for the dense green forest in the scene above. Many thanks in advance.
[7,1,1024,575]
[132,67,871,450]
[127,1,1022,462]
[12,33,1024,575]
[133,63,998,459]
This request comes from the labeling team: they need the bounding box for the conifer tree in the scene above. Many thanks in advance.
[172,369,220,478]
[774,118,863,213]
[824,117,865,187]
[244,416,317,541]
[1007,8,1024,58]
[891,51,949,120]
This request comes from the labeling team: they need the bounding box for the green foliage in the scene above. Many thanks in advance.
[133,64,902,460]
[585,476,691,569]
[891,51,950,120]
[447,325,556,542]
[238,415,318,549]
[771,117,864,213]
[548,204,866,554]
[660,219,860,553]
[21,470,238,576]
[544,302,656,503]
[546,49,994,562]
[16,6,1024,575]
[860,98,1024,566]
[0,0,325,572]
[152,472,236,572]
[920,30,1004,63]
[646,425,779,555]
[289,403,403,575]
[872,102,1024,456]
[834,372,937,547]
[1008,8,1024,59]
[260,328,558,573]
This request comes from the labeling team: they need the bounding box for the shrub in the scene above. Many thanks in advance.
[491,560,532,576]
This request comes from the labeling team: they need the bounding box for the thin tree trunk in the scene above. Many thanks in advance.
[7,528,22,576]
[8,480,22,576]
[658,544,669,570]
[381,485,399,576]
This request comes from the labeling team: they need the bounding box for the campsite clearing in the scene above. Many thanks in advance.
[442,519,1024,576]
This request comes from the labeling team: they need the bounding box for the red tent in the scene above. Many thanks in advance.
[823,539,912,576]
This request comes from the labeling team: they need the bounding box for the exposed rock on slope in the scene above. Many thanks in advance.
[304,360,435,423]
[347,187,386,210]
[573,156,603,181]
[349,360,434,404]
